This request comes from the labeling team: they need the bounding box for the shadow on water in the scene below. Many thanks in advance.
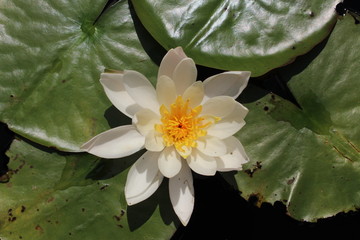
[171,171,360,240]
[0,123,14,182]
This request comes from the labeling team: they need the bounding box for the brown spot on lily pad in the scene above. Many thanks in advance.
[35,225,43,233]
[244,161,262,177]
[287,177,296,185]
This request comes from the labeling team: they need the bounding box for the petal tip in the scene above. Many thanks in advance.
[229,70,251,79]
[173,46,187,58]
[241,71,251,77]
[79,144,88,152]
[79,140,92,152]
[125,194,136,206]
[179,215,191,226]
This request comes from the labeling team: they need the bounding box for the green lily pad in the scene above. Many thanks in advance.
[131,0,338,77]
[233,15,360,221]
[0,139,177,239]
[0,0,158,152]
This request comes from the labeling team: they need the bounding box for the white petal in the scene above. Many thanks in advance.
[169,163,194,226]
[145,130,165,152]
[175,145,192,159]
[207,102,248,139]
[81,125,145,159]
[172,58,197,95]
[173,47,187,57]
[216,136,249,171]
[125,151,164,205]
[182,81,204,108]
[201,96,236,118]
[203,71,251,101]
[123,70,159,111]
[158,47,187,79]
[156,75,177,107]
[100,72,141,118]
[158,147,182,178]
[196,136,227,157]
[133,108,160,136]
[186,149,217,176]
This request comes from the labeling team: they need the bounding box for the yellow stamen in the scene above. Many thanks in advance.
[155,96,218,158]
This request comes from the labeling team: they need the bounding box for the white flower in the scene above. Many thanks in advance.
[81,47,250,226]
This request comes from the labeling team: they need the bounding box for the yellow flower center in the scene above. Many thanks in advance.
[155,96,214,158]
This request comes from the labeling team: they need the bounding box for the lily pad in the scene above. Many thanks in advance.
[0,0,158,152]
[131,0,338,77]
[0,139,177,239]
[234,15,360,221]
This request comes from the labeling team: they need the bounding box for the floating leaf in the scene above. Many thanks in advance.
[131,0,338,76]
[0,0,158,151]
[233,15,360,221]
[0,139,177,239]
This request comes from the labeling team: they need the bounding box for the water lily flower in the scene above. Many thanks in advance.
[81,47,250,226]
